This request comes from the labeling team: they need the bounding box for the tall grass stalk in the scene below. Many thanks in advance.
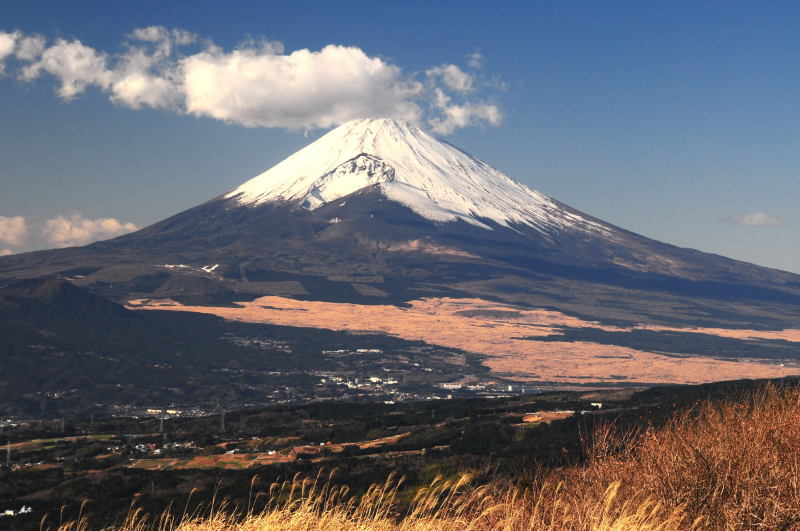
[58,384,800,530]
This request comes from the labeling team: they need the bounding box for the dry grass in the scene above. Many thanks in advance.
[553,383,800,529]
[58,384,800,530]
[128,296,800,385]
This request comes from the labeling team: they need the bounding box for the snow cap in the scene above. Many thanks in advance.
[226,118,605,233]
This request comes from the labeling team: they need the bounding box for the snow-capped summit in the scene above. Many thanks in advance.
[226,118,606,233]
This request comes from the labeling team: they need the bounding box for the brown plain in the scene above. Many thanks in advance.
[128,296,800,385]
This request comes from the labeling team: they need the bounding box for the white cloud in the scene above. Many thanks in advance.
[21,38,112,99]
[424,56,503,134]
[14,34,45,61]
[110,70,180,109]
[182,43,422,129]
[0,249,14,256]
[0,215,28,246]
[722,212,785,227]
[108,26,196,109]
[5,26,504,134]
[0,31,17,74]
[41,214,137,247]
[428,99,503,135]
[426,64,473,93]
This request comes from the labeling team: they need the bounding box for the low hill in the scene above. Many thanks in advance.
[0,279,488,417]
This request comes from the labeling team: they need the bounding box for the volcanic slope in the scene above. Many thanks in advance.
[1,118,799,329]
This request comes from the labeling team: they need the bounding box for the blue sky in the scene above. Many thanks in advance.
[1,1,798,272]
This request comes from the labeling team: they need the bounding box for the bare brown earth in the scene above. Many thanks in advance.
[128,297,800,385]
[521,411,574,424]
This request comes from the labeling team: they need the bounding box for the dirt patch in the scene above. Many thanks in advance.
[522,411,574,424]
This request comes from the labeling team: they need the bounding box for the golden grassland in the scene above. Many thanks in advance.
[59,384,800,530]
[128,296,800,385]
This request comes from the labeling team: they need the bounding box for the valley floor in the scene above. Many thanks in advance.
[130,296,800,386]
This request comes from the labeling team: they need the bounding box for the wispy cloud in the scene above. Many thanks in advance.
[0,27,503,134]
[0,249,13,256]
[426,64,474,93]
[721,212,785,227]
[424,55,503,134]
[41,213,137,247]
[20,37,113,100]
[467,51,483,69]
[428,97,503,135]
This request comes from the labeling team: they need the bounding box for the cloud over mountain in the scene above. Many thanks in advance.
[0,27,502,133]
[182,43,421,130]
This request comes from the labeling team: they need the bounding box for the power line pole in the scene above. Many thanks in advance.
[5,442,10,466]
[220,411,226,434]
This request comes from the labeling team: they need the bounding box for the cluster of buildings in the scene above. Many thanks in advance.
[1,506,32,518]
[222,333,293,353]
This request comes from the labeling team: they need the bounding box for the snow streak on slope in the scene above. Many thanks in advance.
[226,118,608,233]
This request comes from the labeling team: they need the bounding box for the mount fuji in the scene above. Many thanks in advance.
[2,118,799,329]
[226,118,608,233]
